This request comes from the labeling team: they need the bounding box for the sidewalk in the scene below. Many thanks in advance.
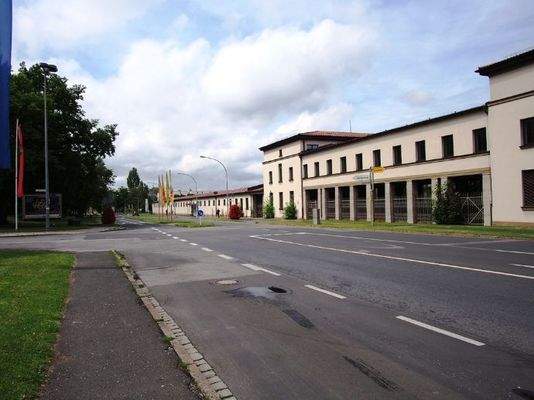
[40,251,199,400]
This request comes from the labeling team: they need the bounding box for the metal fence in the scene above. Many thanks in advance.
[306,201,317,219]
[373,198,385,221]
[392,197,407,222]
[460,195,483,225]
[414,197,432,223]
[355,199,367,220]
[325,200,336,219]
[340,199,351,219]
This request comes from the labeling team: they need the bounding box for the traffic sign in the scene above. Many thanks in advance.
[372,166,385,173]
[197,209,204,217]
[353,172,370,183]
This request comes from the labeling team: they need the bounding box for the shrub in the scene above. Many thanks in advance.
[102,206,116,225]
[284,202,297,219]
[228,204,241,220]
[263,200,274,219]
[432,184,464,225]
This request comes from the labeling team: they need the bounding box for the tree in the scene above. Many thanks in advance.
[0,63,118,218]
[432,184,464,225]
[263,199,274,219]
[284,201,297,219]
[113,187,129,212]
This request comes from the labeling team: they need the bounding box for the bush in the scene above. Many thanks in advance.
[263,200,274,219]
[102,206,116,225]
[228,204,241,220]
[432,184,464,225]
[284,202,297,219]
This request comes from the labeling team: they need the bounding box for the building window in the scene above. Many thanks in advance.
[288,166,294,181]
[306,143,319,150]
[224,199,226,205]
[278,163,283,183]
[373,149,381,167]
[521,117,534,148]
[289,191,294,204]
[393,145,402,165]
[473,128,487,153]
[268,171,273,184]
[269,192,273,205]
[340,156,347,173]
[523,170,534,209]
[326,159,333,175]
[279,192,284,210]
[278,149,283,157]
[218,199,220,206]
[442,134,454,158]
[416,140,426,162]
[314,162,320,177]
[240,198,243,210]
[356,153,363,171]
[246,198,249,210]
[303,164,308,179]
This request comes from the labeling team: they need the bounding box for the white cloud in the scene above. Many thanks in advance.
[401,90,434,107]
[14,0,162,54]
[203,19,372,117]
[274,103,355,135]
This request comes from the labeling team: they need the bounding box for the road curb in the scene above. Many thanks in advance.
[111,250,236,400]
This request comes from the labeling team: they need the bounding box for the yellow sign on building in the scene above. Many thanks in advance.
[372,166,385,173]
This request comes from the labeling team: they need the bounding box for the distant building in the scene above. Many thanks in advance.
[260,48,534,226]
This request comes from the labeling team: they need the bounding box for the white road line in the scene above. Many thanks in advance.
[251,236,534,281]
[396,316,485,347]
[218,254,234,260]
[189,242,198,246]
[172,236,179,240]
[241,263,281,276]
[511,263,534,269]
[496,249,534,255]
[201,247,213,252]
[180,239,187,242]
[304,284,346,299]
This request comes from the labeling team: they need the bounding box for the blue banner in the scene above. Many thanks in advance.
[0,0,12,169]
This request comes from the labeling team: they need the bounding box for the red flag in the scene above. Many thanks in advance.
[16,122,24,198]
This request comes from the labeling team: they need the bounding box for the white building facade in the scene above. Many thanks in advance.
[260,49,534,226]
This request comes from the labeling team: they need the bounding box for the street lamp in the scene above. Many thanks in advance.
[39,62,58,230]
[175,172,198,215]
[200,155,229,216]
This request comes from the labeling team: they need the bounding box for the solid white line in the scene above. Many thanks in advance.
[304,284,346,299]
[511,263,534,269]
[180,239,187,242]
[189,242,198,246]
[201,247,213,252]
[251,236,534,281]
[496,249,534,255]
[396,316,485,347]
[218,254,234,260]
[241,263,281,276]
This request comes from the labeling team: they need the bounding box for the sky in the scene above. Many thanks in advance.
[11,0,534,192]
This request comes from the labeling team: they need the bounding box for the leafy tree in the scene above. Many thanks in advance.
[284,201,297,219]
[263,199,274,219]
[432,184,464,225]
[0,63,118,219]
[113,187,129,212]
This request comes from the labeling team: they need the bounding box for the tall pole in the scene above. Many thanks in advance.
[43,73,50,230]
[14,119,18,231]
[200,155,229,216]
[175,172,198,216]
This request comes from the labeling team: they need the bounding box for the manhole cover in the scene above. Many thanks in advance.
[216,279,239,285]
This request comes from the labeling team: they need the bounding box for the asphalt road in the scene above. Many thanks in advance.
[2,217,533,399]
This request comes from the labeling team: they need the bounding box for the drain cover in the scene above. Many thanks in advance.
[216,279,239,285]
[268,286,287,293]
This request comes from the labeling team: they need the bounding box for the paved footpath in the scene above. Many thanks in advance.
[40,251,199,400]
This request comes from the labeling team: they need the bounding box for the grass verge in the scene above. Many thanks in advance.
[0,250,75,399]
[129,213,215,227]
[0,215,102,234]
[257,218,534,240]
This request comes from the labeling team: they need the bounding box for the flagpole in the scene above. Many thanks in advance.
[14,119,18,231]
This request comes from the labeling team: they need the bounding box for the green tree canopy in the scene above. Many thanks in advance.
[0,63,118,218]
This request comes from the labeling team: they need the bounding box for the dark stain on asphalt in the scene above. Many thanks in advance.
[513,387,534,399]
[227,286,290,301]
[283,309,314,329]
[343,356,399,392]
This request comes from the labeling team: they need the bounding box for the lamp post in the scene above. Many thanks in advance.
[200,155,229,216]
[175,172,198,216]
[39,62,58,230]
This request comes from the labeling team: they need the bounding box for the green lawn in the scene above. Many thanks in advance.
[0,250,75,399]
[130,213,216,227]
[257,218,534,240]
[0,215,102,234]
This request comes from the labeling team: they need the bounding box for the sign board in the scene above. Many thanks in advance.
[197,209,204,217]
[23,194,62,219]
[353,172,370,184]
[372,166,385,173]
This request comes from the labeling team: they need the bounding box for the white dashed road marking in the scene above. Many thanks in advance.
[304,284,346,299]
[396,316,485,347]
[201,247,213,252]
[497,249,534,255]
[511,263,534,269]
[180,239,187,242]
[172,236,179,240]
[241,263,281,276]
[218,254,234,260]
[189,243,198,246]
